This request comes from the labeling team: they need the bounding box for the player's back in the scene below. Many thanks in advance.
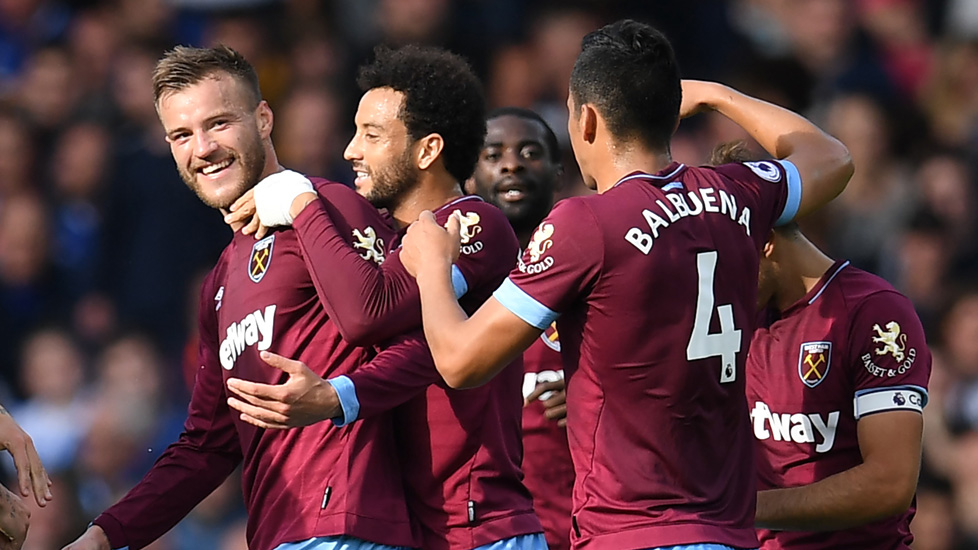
[507,161,794,548]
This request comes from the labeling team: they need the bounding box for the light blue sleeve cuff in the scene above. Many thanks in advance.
[775,159,802,226]
[327,375,360,427]
[492,278,559,330]
[451,264,468,299]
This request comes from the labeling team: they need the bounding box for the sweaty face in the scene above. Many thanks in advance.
[344,87,418,210]
[470,115,559,234]
[158,75,267,209]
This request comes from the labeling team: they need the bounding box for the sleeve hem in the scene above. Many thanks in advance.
[775,159,802,225]
[92,513,130,550]
[328,375,360,426]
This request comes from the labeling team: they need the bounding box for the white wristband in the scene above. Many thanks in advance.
[253,169,315,226]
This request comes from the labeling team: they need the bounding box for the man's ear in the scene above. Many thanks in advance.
[762,230,776,259]
[463,177,477,195]
[257,101,274,139]
[416,133,444,170]
[581,104,598,144]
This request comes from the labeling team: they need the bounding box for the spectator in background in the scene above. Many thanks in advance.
[0,194,56,392]
[0,109,36,200]
[12,329,90,475]
[275,84,349,184]
[822,93,915,273]
[48,120,111,308]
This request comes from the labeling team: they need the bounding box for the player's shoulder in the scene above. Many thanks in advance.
[836,265,907,304]
[706,160,790,184]
[310,177,359,201]
[440,195,517,237]
[834,265,920,324]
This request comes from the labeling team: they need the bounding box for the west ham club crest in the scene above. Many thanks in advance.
[798,341,832,388]
[249,235,275,283]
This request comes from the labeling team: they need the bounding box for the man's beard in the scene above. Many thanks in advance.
[179,136,267,210]
[363,147,418,211]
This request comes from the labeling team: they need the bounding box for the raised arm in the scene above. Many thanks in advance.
[230,176,422,345]
[292,194,421,345]
[680,80,853,219]
[66,271,242,550]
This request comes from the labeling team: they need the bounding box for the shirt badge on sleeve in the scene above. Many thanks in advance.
[872,321,908,362]
[518,222,555,274]
[455,211,484,255]
[248,235,275,283]
[352,226,385,264]
[798,341,832,388]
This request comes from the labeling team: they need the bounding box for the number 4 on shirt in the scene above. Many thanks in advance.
[687,251,741,383]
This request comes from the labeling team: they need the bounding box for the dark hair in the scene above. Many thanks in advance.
[152,45,261,108]
[709,140,754,165]
[486,107,561,163]
[570,19,681,151]
[357,45,487,183]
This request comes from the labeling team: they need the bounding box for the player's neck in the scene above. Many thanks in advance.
[225,159,285,233]
[390,171,463,228]
[596,148,673,194]
[775,239,836,311]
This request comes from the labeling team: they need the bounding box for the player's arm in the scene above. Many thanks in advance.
[402,211,548,388]
[680,80,853,219]
[65,271,243,550]
[755,410,922,530]
[228,176,422,345]
[226,331,440,428]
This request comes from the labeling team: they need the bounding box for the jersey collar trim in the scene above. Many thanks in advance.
[613,163,686,188]
[434,194,482,214]
[807,260,850,305]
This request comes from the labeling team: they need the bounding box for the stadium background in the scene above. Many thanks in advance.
[0,0,975,548]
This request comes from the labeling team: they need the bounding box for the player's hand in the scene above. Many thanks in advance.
[224,189,269,239]
[61,524,110,550]
[679,80,726,119]
[0,410,52,507]
[525,379,568,427]
[226,351,341,429]
[0,484,29,549]
[401,210,461,278]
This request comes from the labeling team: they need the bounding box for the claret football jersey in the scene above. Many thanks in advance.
[747,261,931,549]
[495,160,801,549]
[93,179,419,550]
[521,323,574,550]
[292,193,542,550]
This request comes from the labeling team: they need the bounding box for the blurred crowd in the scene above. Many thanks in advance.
[1,0,977,548]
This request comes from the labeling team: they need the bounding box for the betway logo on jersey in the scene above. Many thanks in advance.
[750,401,840,453]
[219,305,276,370]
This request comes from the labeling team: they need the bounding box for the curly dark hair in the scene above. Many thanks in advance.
[357,45,487,183]
[153,45,261,108]
[570,19,681,152]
